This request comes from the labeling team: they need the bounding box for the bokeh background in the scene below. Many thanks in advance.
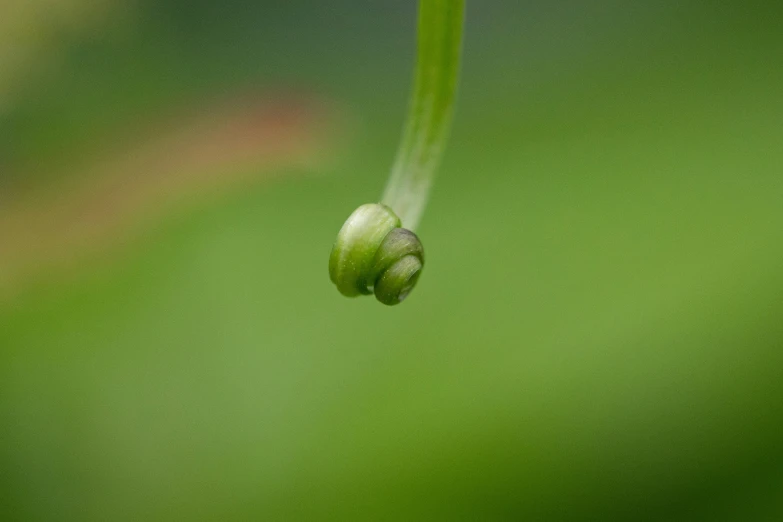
[2,1,783,520]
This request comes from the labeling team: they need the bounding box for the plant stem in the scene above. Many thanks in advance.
[380,0,465,230]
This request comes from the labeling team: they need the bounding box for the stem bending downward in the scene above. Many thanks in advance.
[381,0,465,229]
[328,0,465,305]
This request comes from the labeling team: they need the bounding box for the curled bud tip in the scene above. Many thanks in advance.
[329,204,424,305]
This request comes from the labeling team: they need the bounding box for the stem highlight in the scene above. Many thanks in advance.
[381,0,465,229]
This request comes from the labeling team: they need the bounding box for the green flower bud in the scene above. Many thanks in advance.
[329,203,424,305]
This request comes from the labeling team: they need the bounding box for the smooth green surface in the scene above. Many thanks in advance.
[382,0,465,228]
[2,1,783,521]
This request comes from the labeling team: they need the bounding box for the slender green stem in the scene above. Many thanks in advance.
[381,0,465,230]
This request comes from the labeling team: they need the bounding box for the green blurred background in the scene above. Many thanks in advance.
[2,1,783,520]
